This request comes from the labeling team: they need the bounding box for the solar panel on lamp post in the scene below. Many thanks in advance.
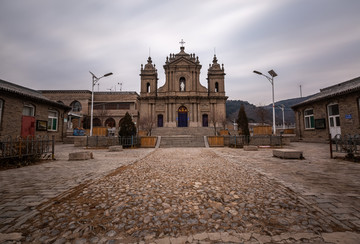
[253,69,278,135]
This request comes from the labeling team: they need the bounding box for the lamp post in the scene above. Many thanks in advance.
[89,71,113,136]
[253,69,278,135]
[278,104,285,129]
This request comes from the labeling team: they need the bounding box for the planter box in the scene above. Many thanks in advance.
[208,136,224,147]
[140,136,157,148]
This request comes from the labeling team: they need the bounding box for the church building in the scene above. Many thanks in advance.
[139,43,227,129]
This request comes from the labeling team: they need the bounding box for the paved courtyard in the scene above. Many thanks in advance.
[0,142,359,243]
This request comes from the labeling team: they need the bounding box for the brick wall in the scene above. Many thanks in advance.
[0,93,67,141]
[294,91,360,142]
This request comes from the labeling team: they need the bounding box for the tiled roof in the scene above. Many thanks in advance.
[292,76,360,108]
[0,79,70,109]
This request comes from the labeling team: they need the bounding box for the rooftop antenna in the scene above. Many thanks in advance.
[149,47,151,57]
[107,87,113,92]
[299,85,302,97]
[118,82,123,92]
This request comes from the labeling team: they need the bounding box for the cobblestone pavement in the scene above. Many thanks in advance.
[1,143,360,243]
[0,144,154,234]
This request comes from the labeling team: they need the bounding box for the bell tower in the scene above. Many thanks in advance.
[140,57,158,97]
[207,55,225,97]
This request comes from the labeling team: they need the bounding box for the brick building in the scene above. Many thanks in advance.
[139,44,227,129]
[292,76,360,142]
[41,90,139,132]
[0,79,70,141]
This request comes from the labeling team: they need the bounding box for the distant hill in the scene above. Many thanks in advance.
[226,96,312,125]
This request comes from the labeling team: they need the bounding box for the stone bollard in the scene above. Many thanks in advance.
[68,151,93,161]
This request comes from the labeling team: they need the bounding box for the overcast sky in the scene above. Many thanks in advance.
[1,0,359,105]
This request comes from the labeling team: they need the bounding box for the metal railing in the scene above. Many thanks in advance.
[118,136,140,147]
[333,134,360,155]
[0,135,55,161]
[224,135,282,147]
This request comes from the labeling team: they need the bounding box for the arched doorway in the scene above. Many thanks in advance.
[178,106,188,127]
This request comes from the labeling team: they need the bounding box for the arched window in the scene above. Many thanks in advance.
[158,114,163,127]
[147,83,151,93]
[202,114,208,127]
[215,82,219,92]
[93,118,102,127]
[70,101,82,112]
[179,77,186,91]
[105,118,116,127]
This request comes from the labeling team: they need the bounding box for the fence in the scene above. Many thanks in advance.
[332,134,360,155]
[119,136,140,148]
[0,135,54,161]
[224,135,282,147]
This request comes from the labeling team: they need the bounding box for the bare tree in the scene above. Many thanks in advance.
[209,111,224,136]
[256,106,268,125]
[138,115,155,136]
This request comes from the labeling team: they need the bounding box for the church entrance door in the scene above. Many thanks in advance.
[178,106,188,127]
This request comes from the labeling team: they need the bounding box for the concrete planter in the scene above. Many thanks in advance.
[208,136,224,147]
[140,136,157,148]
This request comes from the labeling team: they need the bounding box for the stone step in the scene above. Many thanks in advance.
[160,136,205,148]
[152,127,216,137]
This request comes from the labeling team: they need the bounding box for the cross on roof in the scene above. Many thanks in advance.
[179,39,185,47]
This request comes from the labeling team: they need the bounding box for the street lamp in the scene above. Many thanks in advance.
[278,104,285,130]
[89,71,113,136]
[253,69,278,135]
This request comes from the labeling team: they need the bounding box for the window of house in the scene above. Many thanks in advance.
[304,109,314,129]
[70,101,82,112]
[23,104,35,116]
[48,110,58,131]
[0,99,3,127]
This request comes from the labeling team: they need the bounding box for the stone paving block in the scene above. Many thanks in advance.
[155,237,170,244]
[109,145,123,152]
[193,233,208,241]
[322,231,360,244]
[208,232,220,240]
[273,149,303,159]
[68,151,93,160]
[244,145,258,151]
[0,232,23,242]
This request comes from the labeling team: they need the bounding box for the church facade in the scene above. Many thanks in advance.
[138,45,227,129]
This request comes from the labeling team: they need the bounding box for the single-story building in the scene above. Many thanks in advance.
[292,76,360,142]
[0,79,70,141]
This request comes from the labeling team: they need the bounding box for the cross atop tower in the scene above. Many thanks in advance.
[179,39,185,47]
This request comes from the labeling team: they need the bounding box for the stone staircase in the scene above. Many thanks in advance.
[152,127,215,148]
[160,135,206,148]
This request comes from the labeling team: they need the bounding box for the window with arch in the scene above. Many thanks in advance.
[202,114,209,127]
[105,118,116,127]
[48,110,58,131]
[23,104,35,116]
[93,118,102,127]
[70,101,82,112]
[215,82,219,92]
[179,77,186,91]
[147,83,151,93]
[304,108,314,129]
